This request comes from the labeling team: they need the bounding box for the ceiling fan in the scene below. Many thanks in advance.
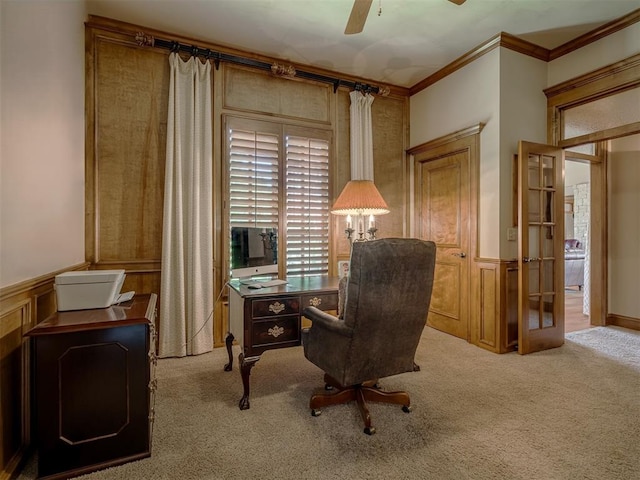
[345,0,467,35]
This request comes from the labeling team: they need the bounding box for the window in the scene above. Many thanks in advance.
[228,129,279,227]
[285,135,330,276]
[226,117,331,278]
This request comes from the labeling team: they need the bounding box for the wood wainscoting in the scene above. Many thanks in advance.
[471,259,640,354]
[470,258,518,354]
[0,263,89,480]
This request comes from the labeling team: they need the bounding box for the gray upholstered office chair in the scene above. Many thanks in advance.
[301,238,436,435]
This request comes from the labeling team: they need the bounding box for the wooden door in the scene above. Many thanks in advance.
[415,141,471,340]
[517,141,565,354]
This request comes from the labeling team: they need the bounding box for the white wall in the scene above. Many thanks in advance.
[608,134,640,318]
[409,47,547,259]
[0,1,86,288]
[410,49,501,258]
[499,49,548,259]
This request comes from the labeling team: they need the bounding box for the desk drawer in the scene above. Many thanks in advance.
[301,293,338,311]
[251,315,299,346]
[252,297,300,318]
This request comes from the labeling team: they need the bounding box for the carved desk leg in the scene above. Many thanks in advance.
[238,353,260,410]
[224,332,234,372]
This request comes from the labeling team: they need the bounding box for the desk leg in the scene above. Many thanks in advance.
[239,353,260,410]
[224,333,234,372]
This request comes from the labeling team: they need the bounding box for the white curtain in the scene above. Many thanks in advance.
[159,53,213,358]
[349,90,375,180]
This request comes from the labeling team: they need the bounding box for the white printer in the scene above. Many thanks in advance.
[54,270,133,311]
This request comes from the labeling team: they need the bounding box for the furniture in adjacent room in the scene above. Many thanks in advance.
[226,276,339,410]
[301,238,436,435]
[564,238,585,290]
[25,294,157,480]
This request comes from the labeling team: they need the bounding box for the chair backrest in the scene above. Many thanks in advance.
[340,238,436,385]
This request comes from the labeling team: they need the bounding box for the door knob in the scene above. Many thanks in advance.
[452,252,467,258]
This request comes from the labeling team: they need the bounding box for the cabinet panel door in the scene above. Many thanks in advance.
[35,324,150,478]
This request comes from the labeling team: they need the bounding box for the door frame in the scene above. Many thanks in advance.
[544,53,640,326]
[408,124,482,342]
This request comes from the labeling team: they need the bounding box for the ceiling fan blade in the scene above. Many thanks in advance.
[448,0,467,4]
[345,0,373,35]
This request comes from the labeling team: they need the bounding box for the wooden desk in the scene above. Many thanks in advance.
[25,294,157,480]
[226,276,339,409]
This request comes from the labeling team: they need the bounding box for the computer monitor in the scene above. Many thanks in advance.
[230,226,278,279]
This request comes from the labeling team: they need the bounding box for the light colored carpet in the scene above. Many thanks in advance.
[18,326,640,480]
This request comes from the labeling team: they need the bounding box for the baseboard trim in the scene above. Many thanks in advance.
[607,313,640,331]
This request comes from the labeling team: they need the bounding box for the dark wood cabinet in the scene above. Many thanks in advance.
[25,294,157,480]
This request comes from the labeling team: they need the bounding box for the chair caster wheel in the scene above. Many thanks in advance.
[311,409,321,417]
[364,426,376,435]
[402,405,412,413]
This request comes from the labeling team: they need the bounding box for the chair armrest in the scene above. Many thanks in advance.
[302,306,353,338]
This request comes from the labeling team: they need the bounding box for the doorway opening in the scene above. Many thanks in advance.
[564,157,590,333]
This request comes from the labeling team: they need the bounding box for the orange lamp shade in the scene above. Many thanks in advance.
[331,180,390,216]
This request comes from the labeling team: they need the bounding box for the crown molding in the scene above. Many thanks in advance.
[549,8,640,61]
[409,33,549,96]
[86,15,410,98]
[543,53,640,98]
[410,9,640,96]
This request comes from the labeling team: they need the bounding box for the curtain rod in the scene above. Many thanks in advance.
[135,32,389,96]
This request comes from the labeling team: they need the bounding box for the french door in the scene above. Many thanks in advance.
[517,141,565,354]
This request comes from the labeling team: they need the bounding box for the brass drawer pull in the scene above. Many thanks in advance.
[309,297,322,307]
[268,325,285,338]
[269,301,286,314]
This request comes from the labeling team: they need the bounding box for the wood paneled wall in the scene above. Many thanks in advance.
[0,263,89,480]
[470,258,518,353]
[85,16,409,347]
[85,26,167,301]
[1,17,408,478]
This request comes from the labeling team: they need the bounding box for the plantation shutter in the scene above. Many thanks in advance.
[228,128,279,227]
[285,135,330,276]
[226,117,331,279]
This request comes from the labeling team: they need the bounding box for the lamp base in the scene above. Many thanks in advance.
[344,218,378,244]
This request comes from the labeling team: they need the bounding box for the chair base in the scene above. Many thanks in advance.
[309,374,412,435]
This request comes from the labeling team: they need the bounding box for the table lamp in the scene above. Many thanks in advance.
[331,180,389,242]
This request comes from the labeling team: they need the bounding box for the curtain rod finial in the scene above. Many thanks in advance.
[135,32,154,47]
[271,63,296,78]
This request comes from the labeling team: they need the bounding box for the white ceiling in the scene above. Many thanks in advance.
[87,0,640,88]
